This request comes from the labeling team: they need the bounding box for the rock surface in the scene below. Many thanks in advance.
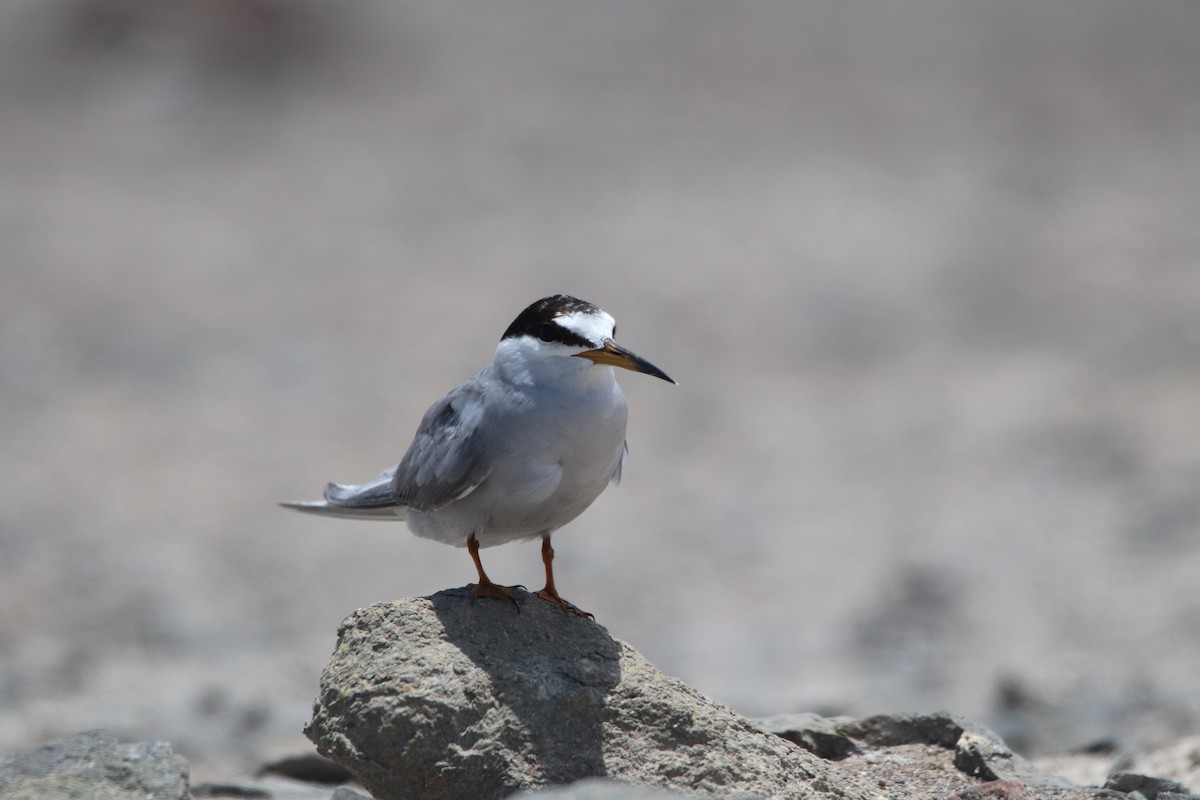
[1118,736,1200,796]
[15,595,1197,800]
[0,729,189,800]
[507,777,699,799]
[758,713,1116,800]
[191,777,344,799]
[306,589,877,800]
[306,591,1200,800]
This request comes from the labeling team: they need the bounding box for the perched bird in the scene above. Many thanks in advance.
[281,294,675,618]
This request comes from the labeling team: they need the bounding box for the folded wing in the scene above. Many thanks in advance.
[391,382,492,512]
[280,382,492,520]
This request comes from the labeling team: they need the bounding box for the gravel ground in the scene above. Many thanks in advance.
[2,0,1198,783]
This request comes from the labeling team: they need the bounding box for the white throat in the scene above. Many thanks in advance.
[490,336,616,390]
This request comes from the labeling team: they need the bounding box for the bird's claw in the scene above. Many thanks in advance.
[469,582,522,613]
[536,589,594,620]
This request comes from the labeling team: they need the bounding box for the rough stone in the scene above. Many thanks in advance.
[191,776,352,799]
[947,779,1032,800]
[0,729,189,800]
[840,712,968,750]
[758,711,975,760]
[303,590,1200,800]
[1104,771,1198,799]
[508,777,700,799]
[760,711,1078,788]
[1118,736,1200,795]
[306,589,875,800]
[757,714,860,761]
[330,788,374,800]
[757,712,1104,800]
[258,752,355,785]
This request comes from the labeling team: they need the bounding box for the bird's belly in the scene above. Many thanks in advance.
[406,411,625,548]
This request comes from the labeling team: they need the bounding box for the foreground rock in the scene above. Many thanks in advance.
[306,588,877,800]
[4,681,1195,796]
[306,590,1200,800]
[0,730,189,800]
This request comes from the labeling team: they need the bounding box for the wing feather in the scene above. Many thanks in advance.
[390,382,491,512]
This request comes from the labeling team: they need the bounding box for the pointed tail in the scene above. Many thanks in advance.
[279,467,406,521]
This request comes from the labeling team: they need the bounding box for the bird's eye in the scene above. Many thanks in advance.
[537,323,557,343]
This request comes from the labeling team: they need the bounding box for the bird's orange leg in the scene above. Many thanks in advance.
[536,535,593,619]
[468,534,521,612]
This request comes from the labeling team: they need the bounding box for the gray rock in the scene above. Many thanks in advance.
[1104,772,1198,800]
[756,714,860,761]
[0,729,189,800]
[192,776,354,799]
[954,726,1033,784]
[330,788,374,800]
[758,711,974,760]
[306,589,875,800]
[759,712,1084,797]
[508,777,700,799]
[844,712,971,750]
[257,752,355,785]
[1117,736,1200,795]
[190,781,272,798]
[945,780,1033,800]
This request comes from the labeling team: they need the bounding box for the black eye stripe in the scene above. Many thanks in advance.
[534,321,592,348]
[501,295,603,348]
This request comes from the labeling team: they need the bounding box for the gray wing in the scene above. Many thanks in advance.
[390,381,492,512]
[280,382,491,520]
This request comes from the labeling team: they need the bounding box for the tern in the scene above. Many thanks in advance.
[281,294,675,618]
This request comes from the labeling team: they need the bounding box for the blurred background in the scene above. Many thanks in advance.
[2,0,1198,783]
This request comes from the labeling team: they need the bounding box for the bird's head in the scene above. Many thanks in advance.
[497,295,676,385]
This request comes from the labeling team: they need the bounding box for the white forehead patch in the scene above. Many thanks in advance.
[557,308,616,346]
